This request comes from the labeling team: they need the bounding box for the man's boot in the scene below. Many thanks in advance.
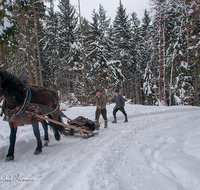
[112,116,117,123]
[95,120,99,124]
[124,116,128,123]
[104,120,108,128]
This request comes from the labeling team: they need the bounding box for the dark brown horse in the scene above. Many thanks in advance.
[0,70,67,161]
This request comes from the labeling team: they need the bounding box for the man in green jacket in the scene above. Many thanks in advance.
[109,89,128,123]
[89,89,108,128]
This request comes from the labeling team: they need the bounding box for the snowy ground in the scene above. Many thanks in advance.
[0,103,200,190]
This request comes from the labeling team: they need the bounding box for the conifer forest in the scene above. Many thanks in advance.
[0,0,199,106]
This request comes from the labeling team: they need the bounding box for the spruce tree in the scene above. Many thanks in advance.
[130,12,143,104]
[57,0,78,97]
[42,3,60,89]
[113,0,133,98]
[140,10,153,105]
[86,4,122,95]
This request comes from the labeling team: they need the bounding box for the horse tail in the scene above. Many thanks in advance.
[48,114,68,141]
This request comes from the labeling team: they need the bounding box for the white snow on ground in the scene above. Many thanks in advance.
[0,104,200,190]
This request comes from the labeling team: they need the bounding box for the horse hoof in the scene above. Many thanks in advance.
[34,149,42,155]
[55,135,61,141]
[42,140,49,147]
[5,156,14,162]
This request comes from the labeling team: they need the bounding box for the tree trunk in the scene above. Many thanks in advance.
[18,11,27,69]
[185,2,190,67]
[107,66,110,97]
[193,39,199,106]
[123,61,130,99]
[137,72,140,104]
[58,47,64,100]
[27,40,33,85]
[194,67,198,106]
[78,0,88,105]
[169,62,173,106]
[33,0,43,87]
[159,23,162,103]
[19,25,26,68]
[152,37,158,105]
[163,19,166,104]
[198,46,200,106]
[33,44,39,86]
[0,43,5,66]
[56,60,60,93]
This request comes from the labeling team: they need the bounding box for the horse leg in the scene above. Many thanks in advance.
[48,114,61,141]
[40,120,49,147]
[6,122,18,161]
[32,119,42,154]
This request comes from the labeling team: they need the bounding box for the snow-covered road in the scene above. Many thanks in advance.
[0,104,200,190]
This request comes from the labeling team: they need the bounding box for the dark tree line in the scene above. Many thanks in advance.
[0,0,199,106]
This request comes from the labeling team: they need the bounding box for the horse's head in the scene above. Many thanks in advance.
[0,70,26,103]
[0,70,9,98]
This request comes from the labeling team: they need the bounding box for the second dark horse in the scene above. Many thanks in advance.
[0,70,67,161]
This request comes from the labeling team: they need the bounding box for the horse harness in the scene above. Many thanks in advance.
[1,88,60,122]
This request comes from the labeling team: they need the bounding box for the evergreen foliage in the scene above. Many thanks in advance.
[0,0,199,106]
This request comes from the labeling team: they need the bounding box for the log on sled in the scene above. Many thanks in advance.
[67,116,100,135]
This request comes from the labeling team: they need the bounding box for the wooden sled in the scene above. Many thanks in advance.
[25,110,99,139]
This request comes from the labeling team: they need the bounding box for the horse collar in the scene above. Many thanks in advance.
[16,88,31,115]
[2,88,31,119]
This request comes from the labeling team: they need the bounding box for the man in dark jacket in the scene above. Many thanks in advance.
[89,89,108,128]
[109,89,128,123]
